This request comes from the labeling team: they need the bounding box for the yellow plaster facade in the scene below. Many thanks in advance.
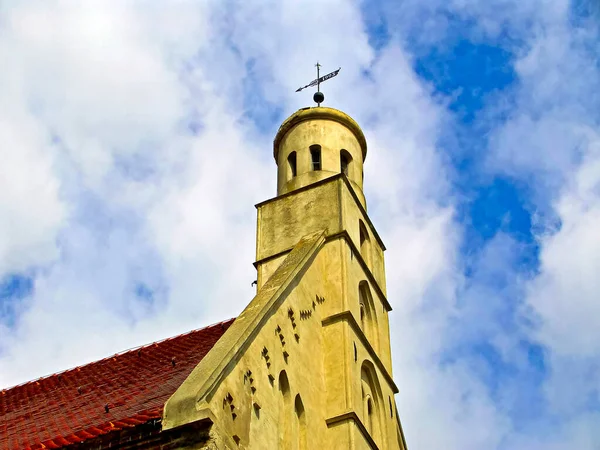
[163,107,407,449]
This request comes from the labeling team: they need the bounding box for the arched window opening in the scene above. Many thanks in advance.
[279,371,291,448]
[310,145,321,171]
[288,151,297,178]
[359,281,378,351]
[359,302,366,329]
[366,397,374,434]
[295,394,307,450]
[361,362,382,444]
[279,371,291,399]
[340,149,352,177]
[359,220,371,268]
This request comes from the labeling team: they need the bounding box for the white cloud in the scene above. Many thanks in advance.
[0,0,385,383]
[476,2,600,448]
[0,0,465,435]
[530,142,600,358]
[0,111,66,274]
[523,134,600,430]
[1,0,598,449]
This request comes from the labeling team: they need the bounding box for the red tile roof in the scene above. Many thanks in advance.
[0,319,234,450]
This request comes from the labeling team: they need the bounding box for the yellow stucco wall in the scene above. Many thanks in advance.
[255,176,387,294]
[163,107,407,450]
[165,234,403,449]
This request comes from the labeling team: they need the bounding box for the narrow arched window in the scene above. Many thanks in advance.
[279,371,290,398]
[340,149,352,177]
[295,394,307,450]
[279,371,291,448]
[359,220,371,268]
[366,396,374,434]
[288,151,297,178]
[359,281,378,350]
[361,363,382,444]
[360,302,366,330]
[310,145,321,171]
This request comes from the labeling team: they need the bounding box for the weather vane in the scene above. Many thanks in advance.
[296,62,341,106]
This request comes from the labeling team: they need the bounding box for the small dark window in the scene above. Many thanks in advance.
[340,150,352,177]
[341,155,349,176]
[359,221,373,270]
[288,151,297,178]
[310,145,321,171]
[367,397,374,432]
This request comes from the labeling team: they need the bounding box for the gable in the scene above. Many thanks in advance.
[162,231,327,442]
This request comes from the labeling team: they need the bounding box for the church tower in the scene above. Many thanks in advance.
[163,106,407,449]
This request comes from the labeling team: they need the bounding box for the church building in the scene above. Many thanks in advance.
[1,106,408,449]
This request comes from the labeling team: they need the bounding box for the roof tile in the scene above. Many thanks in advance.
[0,319,233,450]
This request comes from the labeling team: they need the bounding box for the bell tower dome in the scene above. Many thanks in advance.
[273,106,368,207]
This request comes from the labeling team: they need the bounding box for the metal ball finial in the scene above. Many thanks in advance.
[295,63,340,106]
[313,91,324,105]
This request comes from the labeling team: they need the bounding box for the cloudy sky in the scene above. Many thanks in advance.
[1,0,599,448]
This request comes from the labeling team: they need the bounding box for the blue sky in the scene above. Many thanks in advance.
[1,1,599,448]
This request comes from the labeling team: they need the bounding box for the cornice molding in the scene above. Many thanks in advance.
[325,411,380,450]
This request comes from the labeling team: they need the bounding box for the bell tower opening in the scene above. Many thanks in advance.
[288,151,297,178]
[340,149,352,177]
[273,107,368,205]
[310,145,321,171]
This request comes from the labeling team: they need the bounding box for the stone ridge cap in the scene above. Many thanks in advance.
[163,230,326,431]
[0,318,235,392]
[273,106,367,162]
